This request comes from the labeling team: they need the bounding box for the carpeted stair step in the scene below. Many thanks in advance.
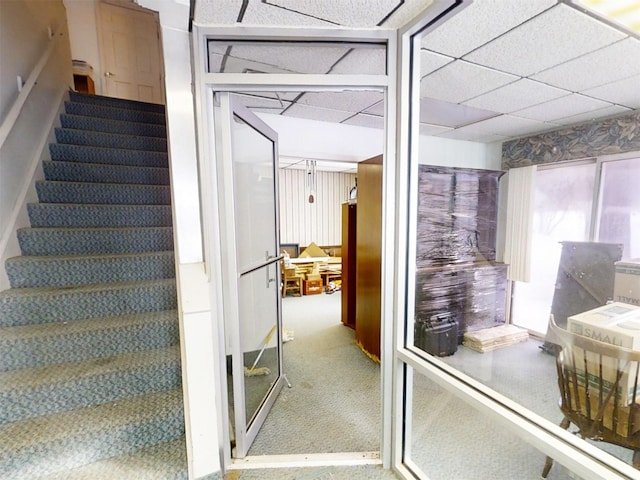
[27,203,172,228]
[17,226,173,256]
[50,144,168,168]
[0,279,177,327]
[0,346,181,424]
[0,310,179,371]
[60,114,167,138]
[64,101,166,125]
[6,251,175,288]
[38,437,188,480]
[69,91,166,114]
[36,181,171,205]
[55,128,167,152]
[0,388,184,480]
[42,160,170,185]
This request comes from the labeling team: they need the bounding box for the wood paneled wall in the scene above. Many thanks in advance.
[278,169,356,248]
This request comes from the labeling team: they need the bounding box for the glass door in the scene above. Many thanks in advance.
[214,92,286,458]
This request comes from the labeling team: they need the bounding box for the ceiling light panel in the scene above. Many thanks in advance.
[464,78,570,113]
[296,91,383,112]
[282,104,354,123]
[575,0,640,34]
[419,97,499,127]
[420,50,454,77]
[420,60,518,104]
[551,105,632,126]
[328,48,386,75]
[513,93,614,122]
[419,123,453,136]
[266,0,401,27]
[342,113,384,129]
[531,38,640,91]
[421,0,556,58]
[463,4,626,76]
[582,74,640,108]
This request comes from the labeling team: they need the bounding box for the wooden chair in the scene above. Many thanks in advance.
[282,265,302,297]
[542,316,640,478]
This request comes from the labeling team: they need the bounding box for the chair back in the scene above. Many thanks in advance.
[549,316,640,448]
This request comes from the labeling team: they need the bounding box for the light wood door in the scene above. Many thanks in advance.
[99,2,164,103]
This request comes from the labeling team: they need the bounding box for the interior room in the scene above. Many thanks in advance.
[1,1,639,479]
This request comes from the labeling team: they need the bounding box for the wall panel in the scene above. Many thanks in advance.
[278,168,356,249]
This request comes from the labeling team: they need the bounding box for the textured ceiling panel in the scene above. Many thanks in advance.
[363,100,384,116]
[194,0,243,24]
[582,75,640,109]
[513,94,614,122]
[297,91,383,112]
[420,50,454,77]
[267,0,401,26]
[329,48,386,75]
[221,44,349,74]
[210,53,295,74]
[342,113,384,129]
[551,105,631,126]
[233,94,292,111]
[531,38,640,92]
[464,78,570,114]
[419,97,499,128]
[463,4,626,76]
[421,0,556,58]
[242,1,332,26]
[282,104,354,123]
[420,60,517,103]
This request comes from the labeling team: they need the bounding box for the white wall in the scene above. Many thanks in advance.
[0,0,73,290]
[419,135,502,170]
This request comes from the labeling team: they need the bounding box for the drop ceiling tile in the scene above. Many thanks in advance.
[241,0,333,26]
[419,97,499,128]
[282,104,353,123]
[421,0,556,58]
[582,75,640,109]
[342,113,384,129]
[462,114,558,137]
[464,78,570,114]
[330,48,386,75]
[420,50,454,77]
[419,123,453,136]
[513,94,614,122]
[463,4,626,76]
[380,0,440,28]
[297,91,383,113]
[435,128,510,143]
[233,94,292,112]
[551,105,632,126]
[222,44,349,74]
[420,60,518,103]
[532,38,640,92]
[211,54,295,74]
[363,100,384,116]
[266,0,401,27]
[209,53,224,73]
[195,0,243,23]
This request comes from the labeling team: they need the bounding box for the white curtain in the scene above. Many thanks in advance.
[503,165,536,282]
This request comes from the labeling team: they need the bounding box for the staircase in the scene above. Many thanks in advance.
[0,92,187,479]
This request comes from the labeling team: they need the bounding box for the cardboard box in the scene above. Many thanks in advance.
[567,302,640,405]
[303,279,323,295]
[614,259,640,307]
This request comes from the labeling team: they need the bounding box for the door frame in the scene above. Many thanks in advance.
[192,24,398,472]
[96,0,165,102]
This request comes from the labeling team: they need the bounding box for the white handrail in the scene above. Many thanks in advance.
[0,30,59,150]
